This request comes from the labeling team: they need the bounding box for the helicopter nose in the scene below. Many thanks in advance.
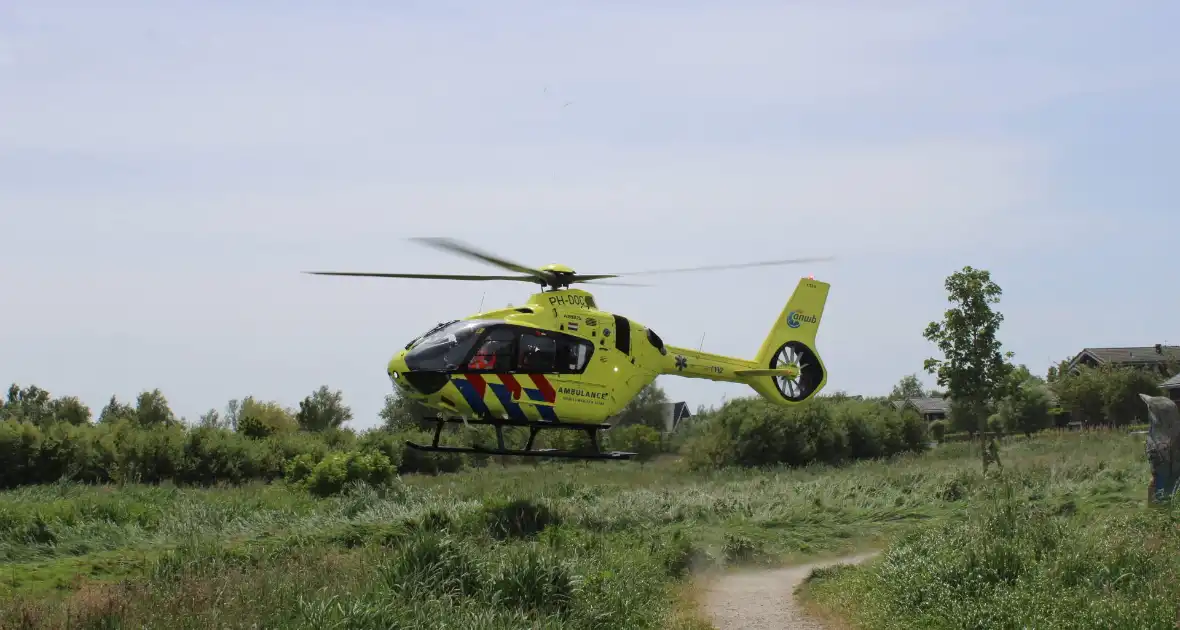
[387,353,411,389]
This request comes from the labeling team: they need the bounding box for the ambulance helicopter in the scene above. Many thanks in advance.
[306,237,832,461]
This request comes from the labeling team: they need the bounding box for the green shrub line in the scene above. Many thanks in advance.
[1,395,933,493]
[680,397,929,469]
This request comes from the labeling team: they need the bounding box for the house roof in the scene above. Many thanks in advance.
[888,387,1060,414]
[1069,346,1180,370]
[1163,372,1180,389]
[903,397,951,414]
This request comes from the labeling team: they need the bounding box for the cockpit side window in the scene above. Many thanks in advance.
[408,321,595,375]
[465,327,517,372]
[403,320,491,371]
[405,319,459,350]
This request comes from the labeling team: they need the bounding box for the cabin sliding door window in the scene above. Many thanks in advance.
[518,333,557,372]
[554,336,594,373]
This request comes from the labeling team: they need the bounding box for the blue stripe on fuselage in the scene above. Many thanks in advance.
[451,378,489,415]
[523,387,558,421]
[488,383,528,421]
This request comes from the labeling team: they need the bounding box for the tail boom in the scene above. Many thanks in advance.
[660,347,758,382]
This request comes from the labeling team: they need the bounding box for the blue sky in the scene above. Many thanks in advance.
[2,1,1176,429]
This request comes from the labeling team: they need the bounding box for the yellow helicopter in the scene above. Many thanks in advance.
[306,238,832,461]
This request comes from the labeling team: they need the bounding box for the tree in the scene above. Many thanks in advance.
[996,380,1053,437]
[236,396,299,438]
[1051,364,1161,427]
[889,374,926,400]
[1102,366,1163,425]
[98,395,136,424]
[135,389,176,427]
[198,408,222,428]
[1052,367,1106,425]
[1,384,52,425]
[224,399,242,431]
[612,382,671,430]
[1,384,91,426]
[49,396,91,426]
[295,386,352,432]
[378,389,433,431]
[922,266,1015,435]
[1045,356,1074,383]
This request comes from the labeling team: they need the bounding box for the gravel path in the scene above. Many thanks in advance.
[702,552,878,630]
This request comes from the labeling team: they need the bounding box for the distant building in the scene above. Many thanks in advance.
[658,401,692,433]
[891,396,950,422]
[1066,345,1180,377]
[1162,373,1180,406]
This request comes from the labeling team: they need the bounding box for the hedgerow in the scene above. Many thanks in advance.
[681,396,929,469]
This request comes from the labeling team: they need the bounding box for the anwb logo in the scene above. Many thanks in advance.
[786,310,816,328]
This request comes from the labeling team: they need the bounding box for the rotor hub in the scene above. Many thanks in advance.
[539,263,576,275]
[536,264,577,289]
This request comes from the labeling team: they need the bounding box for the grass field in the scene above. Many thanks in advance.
[799,431,1180,630]
[0,429,1161,629]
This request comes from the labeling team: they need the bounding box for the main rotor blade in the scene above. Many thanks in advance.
[569,274,620,282]
[304,271,539,282]
[608,256,834,276]
[580,279,651,287]
[410,237,547,280]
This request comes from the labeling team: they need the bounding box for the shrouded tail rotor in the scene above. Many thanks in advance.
[768,341,825,402]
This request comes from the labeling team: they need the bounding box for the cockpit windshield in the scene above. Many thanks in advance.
[403,319,501,371]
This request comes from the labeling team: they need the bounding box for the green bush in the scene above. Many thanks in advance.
[605,424,662,461]
[235,399,298,439]
[284,453,318,485]
[996,381,1053,437]
[682,396,927,469]
[0,418,349,489]
[1052,364,1163,426]
[107,421,188,484]
[301,449,396,497]
[929,420,948,442]
[179,426,277,485]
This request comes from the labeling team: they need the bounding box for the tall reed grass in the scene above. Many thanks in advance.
[0,429,1151,628]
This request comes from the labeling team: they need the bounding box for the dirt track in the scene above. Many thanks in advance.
[702,552,878,630]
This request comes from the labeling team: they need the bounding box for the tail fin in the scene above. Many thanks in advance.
[736,277,830,404]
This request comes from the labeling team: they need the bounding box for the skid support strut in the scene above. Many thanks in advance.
[406,416,635,461]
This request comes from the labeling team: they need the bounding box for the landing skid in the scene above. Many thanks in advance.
[406,415,636,461]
